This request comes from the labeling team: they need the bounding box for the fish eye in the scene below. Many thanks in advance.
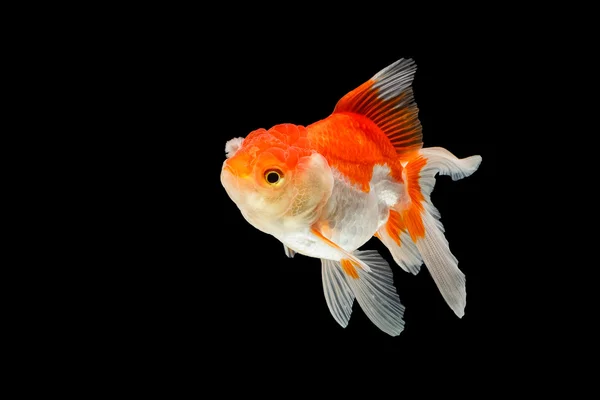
[264,169,283,185]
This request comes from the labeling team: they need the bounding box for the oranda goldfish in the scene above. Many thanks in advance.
[220,58,482,336]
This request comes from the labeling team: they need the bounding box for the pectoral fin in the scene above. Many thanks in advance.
[321,250,405,336]
[310,227,371,275]
[321,258,355,328]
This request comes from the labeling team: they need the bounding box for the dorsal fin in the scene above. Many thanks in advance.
[333,58,423,158]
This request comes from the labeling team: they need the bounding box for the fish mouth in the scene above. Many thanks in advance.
[221,163,244,204]
[223,163,236,176]
[220,164,236,188]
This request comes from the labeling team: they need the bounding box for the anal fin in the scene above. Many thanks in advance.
[376,209,423,275]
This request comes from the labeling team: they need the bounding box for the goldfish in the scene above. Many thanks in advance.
[220,58,482,336]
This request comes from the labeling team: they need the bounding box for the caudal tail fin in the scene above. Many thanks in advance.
[401,147,481,317]
[327,57,481,317]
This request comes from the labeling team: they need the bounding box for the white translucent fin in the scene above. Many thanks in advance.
[377,228,422,275]
[283,245,296,258]
[419,147,482,183]
[321,259,355,328]
[347,250,405,336]
[416,207,466,317]
[371,58,418,100]
[412,147,482,317]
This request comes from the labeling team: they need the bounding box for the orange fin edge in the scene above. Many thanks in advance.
[340,259,360,279]
[311,227,365,279]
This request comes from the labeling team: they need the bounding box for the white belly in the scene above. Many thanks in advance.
[278,165,404,259]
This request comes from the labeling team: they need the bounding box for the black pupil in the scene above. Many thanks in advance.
[266,171,280,184]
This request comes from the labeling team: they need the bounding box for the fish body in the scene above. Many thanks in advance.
[220,59,482,336]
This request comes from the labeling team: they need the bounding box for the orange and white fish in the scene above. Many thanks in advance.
[220,58,482,336]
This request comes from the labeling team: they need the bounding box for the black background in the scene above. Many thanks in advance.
[85,29,511,385]
[143,54,495,354]
[14,5,579,394]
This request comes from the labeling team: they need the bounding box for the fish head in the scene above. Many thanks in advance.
[220,125,333,235]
